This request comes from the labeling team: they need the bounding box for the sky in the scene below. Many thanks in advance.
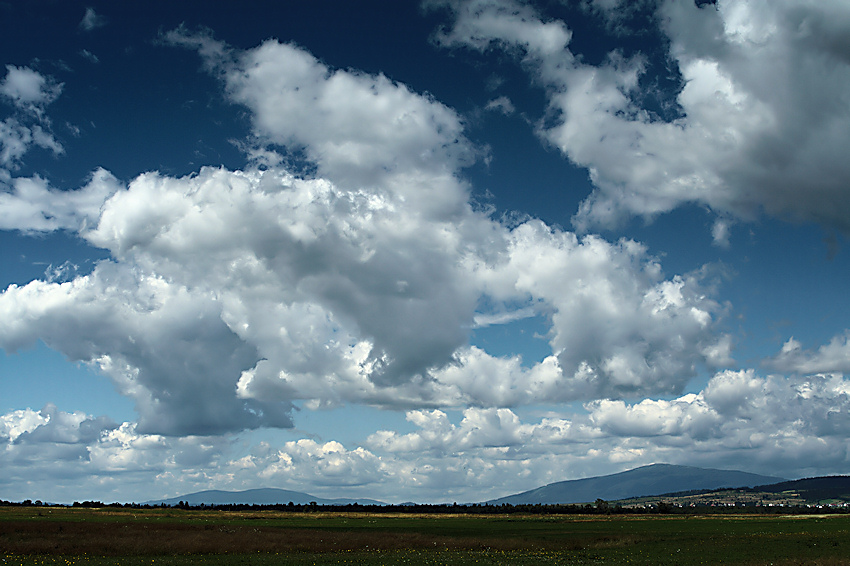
[1,0,850,505]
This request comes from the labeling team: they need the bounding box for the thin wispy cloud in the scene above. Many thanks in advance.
[79,7,106,32]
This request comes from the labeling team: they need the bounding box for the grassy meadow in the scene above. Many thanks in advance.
[1,506,849,565]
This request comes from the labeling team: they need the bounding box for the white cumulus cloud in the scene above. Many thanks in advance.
[769,333,850,374]
[0,32,731,437]
[434,0,850,235]
[1,66,62,115]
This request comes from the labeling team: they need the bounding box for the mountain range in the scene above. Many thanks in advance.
[146,464,788,507]
[487,464,786,505]
[144,488,385,507]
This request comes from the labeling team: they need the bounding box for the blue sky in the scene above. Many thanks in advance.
[2,0,850,504]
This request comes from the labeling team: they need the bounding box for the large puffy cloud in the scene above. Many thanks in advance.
[0,162,725,435]
[0,262,284,436]
[164,28,476,216]
[252,439,386,488]
[433,0,850,234]
[431,222,729,406]
[0,33,729,436]
[588,395,721,440]
[476,221,728,399]
[83,165,485,404]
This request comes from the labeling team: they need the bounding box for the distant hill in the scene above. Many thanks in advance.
[613,475,850,507]
[488,464,786,505]
[755,476,850,503]
[144,488,385,507]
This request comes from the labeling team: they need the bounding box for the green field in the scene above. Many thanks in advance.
[2,507,849,565]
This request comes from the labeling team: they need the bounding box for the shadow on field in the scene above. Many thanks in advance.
[0,519,611,555]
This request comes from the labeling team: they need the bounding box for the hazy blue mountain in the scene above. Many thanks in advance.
[488,464,786,505]
[145,488,384,506]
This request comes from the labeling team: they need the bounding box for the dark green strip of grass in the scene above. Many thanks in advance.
[2,509,849,565]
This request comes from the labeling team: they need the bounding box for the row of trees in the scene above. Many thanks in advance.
[1,498,845,515]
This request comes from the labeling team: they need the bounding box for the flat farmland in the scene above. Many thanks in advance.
[2,507,849,565]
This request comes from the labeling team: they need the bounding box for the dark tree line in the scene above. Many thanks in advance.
[1,498,846,515]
